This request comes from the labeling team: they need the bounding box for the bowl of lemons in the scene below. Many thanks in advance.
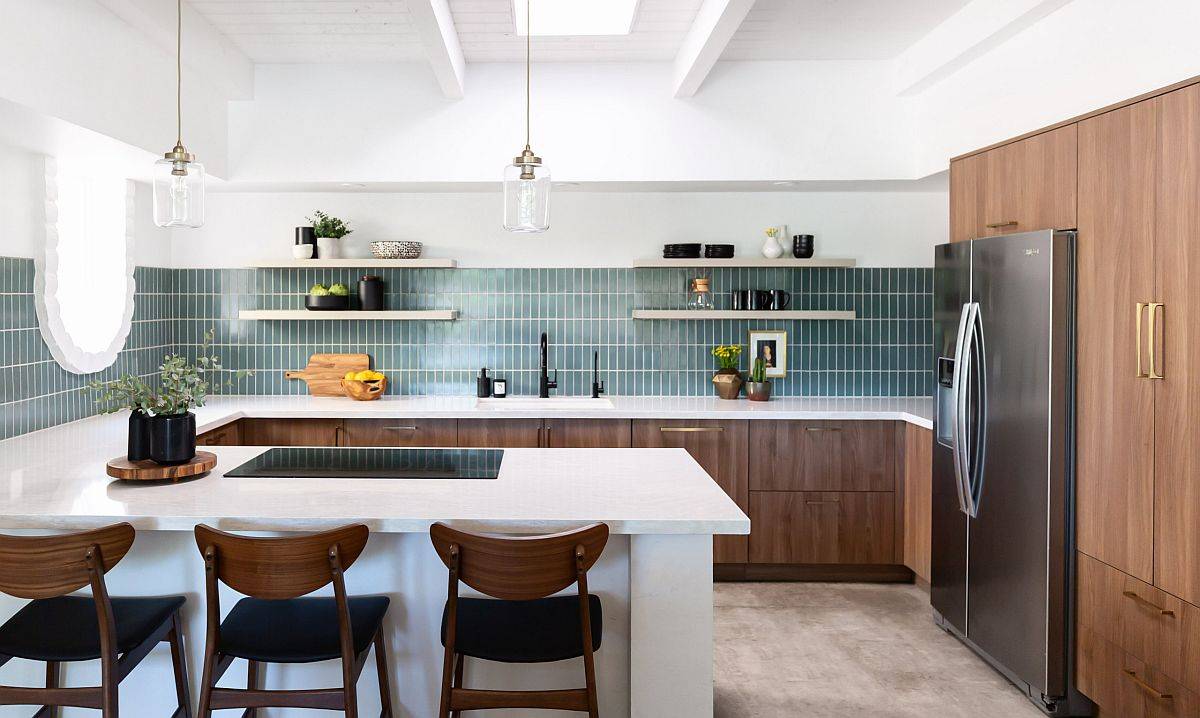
[341,370,387,401]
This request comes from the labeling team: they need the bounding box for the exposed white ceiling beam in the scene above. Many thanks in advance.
[672,0,757,98]
[408,0,467,100]
[892,0,1076,97]
[93,0,254,100]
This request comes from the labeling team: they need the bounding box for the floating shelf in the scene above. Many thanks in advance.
[631,257,856,268]
[238,310,458,321]
[247,258,457,269]
[631,310,855,320]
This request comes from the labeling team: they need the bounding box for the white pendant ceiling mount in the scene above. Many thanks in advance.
[503,0,550,233]
[153,0,205,228]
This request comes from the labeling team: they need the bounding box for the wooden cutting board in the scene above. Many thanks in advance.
[286,353,370,397]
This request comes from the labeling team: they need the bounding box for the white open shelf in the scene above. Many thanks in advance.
[632,257,856,268]
[631,310,856,320]
[238,310,458,321]
[247,258,457,268]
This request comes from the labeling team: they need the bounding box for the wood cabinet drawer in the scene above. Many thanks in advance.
[1077,626,1199,717]
[457,419,543,447]
[749,420,894,492]
[1077,552,1200,694]
[543,419,631,448]
[341,419,458,447]
[197,421,241,446]
[748,491,893,564]
[240,418,343,446]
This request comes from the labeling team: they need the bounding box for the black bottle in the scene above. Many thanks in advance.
[477,368,493,398]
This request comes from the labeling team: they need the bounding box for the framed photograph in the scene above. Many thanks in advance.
[748,330,787,378]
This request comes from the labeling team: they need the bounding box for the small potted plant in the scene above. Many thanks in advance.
[307,210,352,259]
[745,357,772,402]
[711,344,744,400]
[88,374,156,460]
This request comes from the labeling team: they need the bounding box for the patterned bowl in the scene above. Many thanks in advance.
[371,241,423,259]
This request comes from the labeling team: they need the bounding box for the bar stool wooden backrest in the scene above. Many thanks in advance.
[0,523,135,715]
[429,522,609,717]
[193,524,371,716]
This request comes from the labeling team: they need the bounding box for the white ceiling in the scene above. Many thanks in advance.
[190,0,970,64]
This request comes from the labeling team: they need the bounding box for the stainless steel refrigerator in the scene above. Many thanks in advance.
[931,230,1091,716]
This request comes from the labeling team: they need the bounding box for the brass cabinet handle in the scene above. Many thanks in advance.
[387,426,419,431]
[334,426,344,446]
[985,220,1019,229]
[1122,590,1175,617]
[1148,302,1164,379]
[805,499,841,505]
[1122,669,1173,701]
[805,427,842,432]
[659,427,724,433]
[1136,303,1148,378]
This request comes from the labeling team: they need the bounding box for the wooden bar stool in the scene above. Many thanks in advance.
[0,522,191,717]
[429,522,609,718]
[193,524,392,718]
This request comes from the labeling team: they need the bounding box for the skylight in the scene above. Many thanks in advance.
[513,0,639,37]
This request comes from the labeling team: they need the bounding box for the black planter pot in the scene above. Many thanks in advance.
[792,234,815,259]
[128,410,152,461]
[150,412,197,465]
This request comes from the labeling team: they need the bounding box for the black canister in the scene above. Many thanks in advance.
[792,234,815,259]
[359,275,385,311]
[128,410,152,461]
[149,412,196,465]
[296,226,318,258]
[477,368,493,398]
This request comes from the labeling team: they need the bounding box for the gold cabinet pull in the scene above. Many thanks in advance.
[386,425,419,431]
[805,499,841,505]
[660,427,724,433]
[805,427,842,432]
[1122,590,1175,617]
[985,220,1019,229]
[1122,669,1173,701]
[1148,302,1164,379]
[1136,303,1148,378]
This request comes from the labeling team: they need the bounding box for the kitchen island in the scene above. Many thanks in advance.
[0,407,750,718]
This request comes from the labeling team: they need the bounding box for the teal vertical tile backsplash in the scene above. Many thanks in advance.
[1,258,933,440]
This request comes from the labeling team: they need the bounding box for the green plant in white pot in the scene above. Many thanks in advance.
[307,210,352,259]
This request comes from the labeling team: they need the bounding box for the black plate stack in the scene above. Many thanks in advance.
[704,244,735,259]
[663,243,702,259]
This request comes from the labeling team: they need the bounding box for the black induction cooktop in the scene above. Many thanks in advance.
[225,448,503,480]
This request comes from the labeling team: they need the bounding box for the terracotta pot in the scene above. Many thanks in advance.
[712,368,743,400]
[746,381,772,402]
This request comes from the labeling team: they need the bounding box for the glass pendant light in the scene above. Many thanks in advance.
[153,0,205,228]
[503,0,550,233]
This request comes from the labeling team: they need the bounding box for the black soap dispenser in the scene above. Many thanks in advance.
[477,368,493,398]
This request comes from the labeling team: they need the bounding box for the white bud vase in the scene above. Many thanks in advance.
[761,235,784,259]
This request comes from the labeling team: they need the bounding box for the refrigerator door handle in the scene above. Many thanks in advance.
[950,303,973,515]
[964,305,986,518]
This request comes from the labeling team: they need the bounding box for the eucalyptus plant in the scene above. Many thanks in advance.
[306,210,353,239]
[87,373,156,415]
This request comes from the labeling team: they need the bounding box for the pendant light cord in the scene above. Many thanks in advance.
[176,0,183,146]
[525,0,531,150]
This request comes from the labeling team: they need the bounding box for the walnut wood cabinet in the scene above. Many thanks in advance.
[341,418,459,447]
[632,419,749,564]
[457,419,544,447]
[749,420,894,492]
[457,419,630,448]
[239,418,344,446]
[197,421,241,446]
[948,124,1078,243]
[899,424,933,584]
[748,492,894,565]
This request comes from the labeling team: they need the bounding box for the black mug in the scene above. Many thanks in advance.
[793,234,814,259]
[767,290,791,310]
[732,289,771,310]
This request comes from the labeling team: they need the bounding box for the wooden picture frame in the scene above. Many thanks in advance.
[748,330,787,378]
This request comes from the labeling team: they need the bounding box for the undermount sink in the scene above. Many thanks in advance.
[475,397,615,411]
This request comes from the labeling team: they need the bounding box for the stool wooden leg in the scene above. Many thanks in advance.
[168,612,193,718]
[450,654,465,718]
[242,660,261,718]
[31,661,60,718]
[373,631,393,718]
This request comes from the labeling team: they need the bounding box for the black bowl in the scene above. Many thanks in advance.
[305,294,350,311]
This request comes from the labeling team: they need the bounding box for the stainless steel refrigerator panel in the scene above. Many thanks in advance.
[965,230,1074,699]
[931,240,972,634]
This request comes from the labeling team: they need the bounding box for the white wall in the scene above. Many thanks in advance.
[171,184,948,268]
[228,60,916,183]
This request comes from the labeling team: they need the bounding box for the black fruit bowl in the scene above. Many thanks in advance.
[305,294,350,311]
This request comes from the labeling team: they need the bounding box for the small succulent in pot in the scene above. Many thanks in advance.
[745,358,772,402]
[711,344,744,400]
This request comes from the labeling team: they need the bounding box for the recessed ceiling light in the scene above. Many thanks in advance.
[772,181,796,187]
[514,0,638,36]
[340,182,367,189]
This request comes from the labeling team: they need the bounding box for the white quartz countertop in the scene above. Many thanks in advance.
[185,395,934,434]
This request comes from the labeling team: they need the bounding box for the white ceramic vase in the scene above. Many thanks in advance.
[761,235,785,259]
[316,237,339,259]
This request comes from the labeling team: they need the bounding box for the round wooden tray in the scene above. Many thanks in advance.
[106,451,217,482]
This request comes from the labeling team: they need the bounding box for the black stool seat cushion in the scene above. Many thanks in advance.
[219,596,389,663]
[0,594,184,662]
[441,595,602,664]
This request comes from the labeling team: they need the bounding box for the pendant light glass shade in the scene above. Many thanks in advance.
[503,162,550,232]
[153,0,204,228]
[153,155,205,228]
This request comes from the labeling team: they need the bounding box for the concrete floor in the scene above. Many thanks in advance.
[714,582,1047,718]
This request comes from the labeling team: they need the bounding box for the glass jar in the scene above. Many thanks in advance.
[688,278,714,310]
